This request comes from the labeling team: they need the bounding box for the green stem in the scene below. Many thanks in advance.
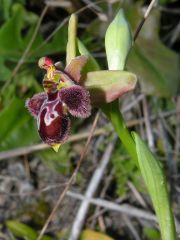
[103,101,137,163]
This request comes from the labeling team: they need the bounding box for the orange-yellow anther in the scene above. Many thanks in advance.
[47,65,56,79]
[38,57,56,80]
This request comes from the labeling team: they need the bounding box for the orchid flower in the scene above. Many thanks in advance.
[26,56,91,150]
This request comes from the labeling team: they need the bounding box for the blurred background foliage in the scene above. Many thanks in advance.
[0,0,179,239]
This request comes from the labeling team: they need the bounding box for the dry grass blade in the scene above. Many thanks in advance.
[134,0,157,41]
[142,97,154,150]
[0,128,106,161]
[66,191,157,222]
[69,138,116,240]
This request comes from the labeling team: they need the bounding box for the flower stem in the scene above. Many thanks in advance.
[104,101,137,163]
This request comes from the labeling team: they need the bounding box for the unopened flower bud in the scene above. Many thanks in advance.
[105,9,132,70]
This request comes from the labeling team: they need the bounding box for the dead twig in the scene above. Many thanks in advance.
[66,191,157,222]
[0,128,106,161]
[0,182,69,197]
[173,97,180,169]
[142,96,154,151]
[134,0,157,41]
[128,181,148,209]
[122,215,141,240]
[90,168,115,229]
[121,93,144,113]
[45,0,72,8]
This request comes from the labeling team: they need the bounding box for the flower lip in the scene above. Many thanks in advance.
[38,95,70,145]
[47,91,58,101]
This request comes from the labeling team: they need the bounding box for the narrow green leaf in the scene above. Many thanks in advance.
[77,39,100,72]
[7,221,37,240]
[0,57,11,80]
[143,227,161,240]
[105,9,132,70]
[0,0,12,20]
[0,3,24,54]
[0,3,66,61]
[83,70,137,104]
[6,221,52,240]
[0,98,38,150]
[66,14,78,65]
[133,132,176,240]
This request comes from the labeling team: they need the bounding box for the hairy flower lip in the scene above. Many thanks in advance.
[37,95,70,145]
[38,112,70,145]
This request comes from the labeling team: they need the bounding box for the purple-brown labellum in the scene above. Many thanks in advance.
[58,85,91,118]
[37,92,70,145]
[26,92,47,118]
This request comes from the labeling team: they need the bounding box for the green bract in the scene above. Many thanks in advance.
[83,70,137,104]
